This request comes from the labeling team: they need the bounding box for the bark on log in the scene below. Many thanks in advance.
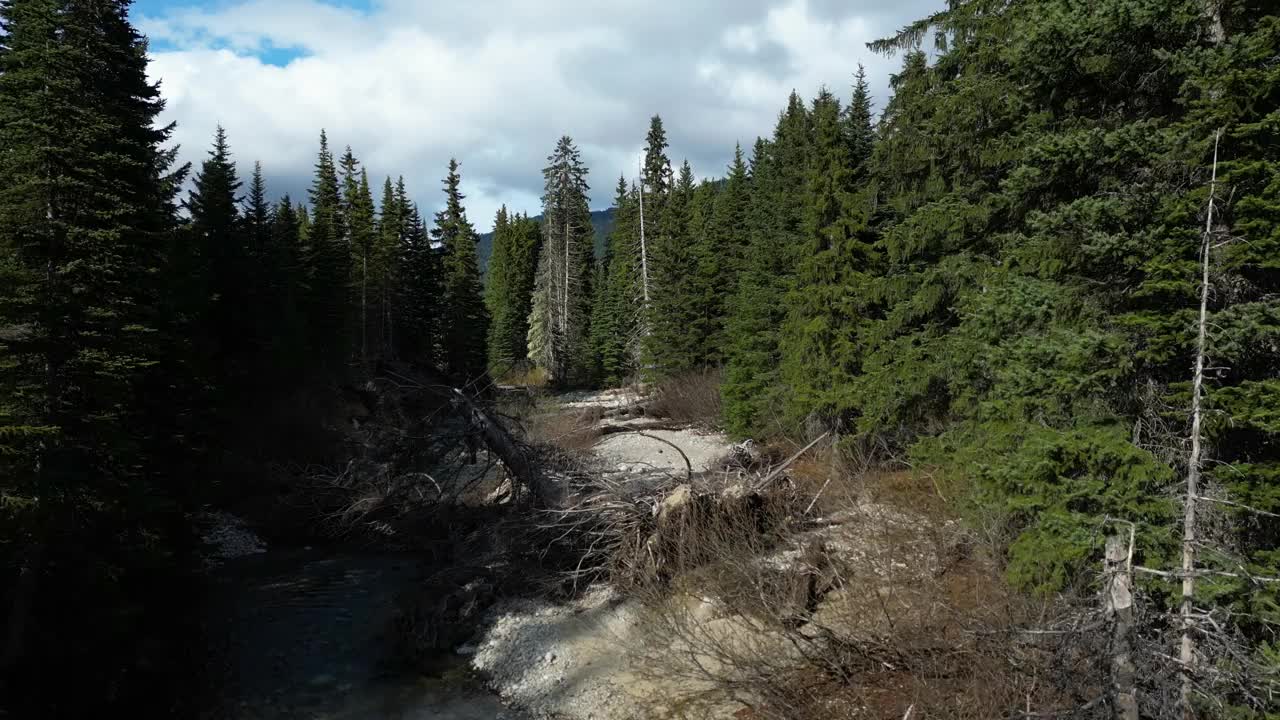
[450,388,562,508]
[378,363,562,508]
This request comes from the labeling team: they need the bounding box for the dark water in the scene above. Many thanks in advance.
[202,549,517,720]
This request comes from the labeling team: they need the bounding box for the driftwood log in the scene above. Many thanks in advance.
[449,388,563,508]
[377,362,561,508]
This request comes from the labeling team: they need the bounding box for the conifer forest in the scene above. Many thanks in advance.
[1,1,1279,718]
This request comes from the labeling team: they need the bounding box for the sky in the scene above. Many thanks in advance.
[131,0,942,232]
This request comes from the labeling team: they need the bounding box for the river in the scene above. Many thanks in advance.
[200,546,519,719]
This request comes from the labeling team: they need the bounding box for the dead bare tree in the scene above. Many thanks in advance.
[1105,531,1138,720]
[1179,128,1220,718]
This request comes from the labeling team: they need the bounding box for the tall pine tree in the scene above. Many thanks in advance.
[722,93,811,435]
[184,126,245,396]
[306,130,350,375]
[434,159,488,384]
[0,0,191,711]
[646,161,697,376]
[398,196,439,368]
[529,136,594,385]
[485,208,542,378]
[592,176,643,384]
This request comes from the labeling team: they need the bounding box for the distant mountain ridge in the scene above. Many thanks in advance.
[478,207,616,272]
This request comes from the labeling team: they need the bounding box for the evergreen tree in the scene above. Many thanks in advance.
[643,114,674,201]
[526,247,553,373]
[0,0,190,711]
[640,115,673,329]
[398,199,439,367]
[433,159,488,384]
[306,130,350,374]
[263,195,307,378]
[297,203,311,244]
[646,161,697,376]
[485,208,541,378]
[722,93,811,435]
[341,152,375,366]
[243,160,271,260]
[693,144,750,365]
[529,136,594,385]
[485,207,514,372]
[842,65,875,171]
[592,176,643,384]
[184,126,245,392]
[373,176,403,358]
[778,88,876,424]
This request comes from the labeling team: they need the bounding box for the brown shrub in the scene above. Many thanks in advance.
[615,467,1108,720]
[497,365,550,387]
[646,368,724,427]
[523,405,604,453]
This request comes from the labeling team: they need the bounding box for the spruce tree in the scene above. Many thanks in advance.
[842,65,875,171]
[0,0,189,709]
[593,176,643,384]
[485,207,514,373]
[643,115,674,200]
[484,208,541,378]
[263,195,307,379]
[306,130,350,375]
[722,93,811,435]
[297,203,311,244]
[640,116,673,328]
[341,154,375,366]
[374,176,403,358]
[398,199,439,367]
[779,88,876,424]
[184,126,245,393]
[530,136,595,385]
[693,144,750,365]
[526,248,553,373]
[645,161,697,376]
[243,161,271,260]
[434,159,488,383]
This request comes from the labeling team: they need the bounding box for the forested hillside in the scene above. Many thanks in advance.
[1,0,1278,717]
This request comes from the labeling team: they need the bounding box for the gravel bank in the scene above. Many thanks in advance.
[594,428,732,475]
[470,586,735,720]
[464,391,744,719]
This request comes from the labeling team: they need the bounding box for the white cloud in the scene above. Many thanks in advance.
[141,0,939,230]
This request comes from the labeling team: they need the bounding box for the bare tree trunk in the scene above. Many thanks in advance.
[1181,128,1221,719]
[1204,0,1225,43]
[361,253,368,366]
[638,156,650,312]
[1106,534,1138,720]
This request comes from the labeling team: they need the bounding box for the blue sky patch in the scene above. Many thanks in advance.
[131,0,376,66]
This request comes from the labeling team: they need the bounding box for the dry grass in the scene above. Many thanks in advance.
[523,404,604,453]
[498,365,550,387]
[646,368,724,427]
